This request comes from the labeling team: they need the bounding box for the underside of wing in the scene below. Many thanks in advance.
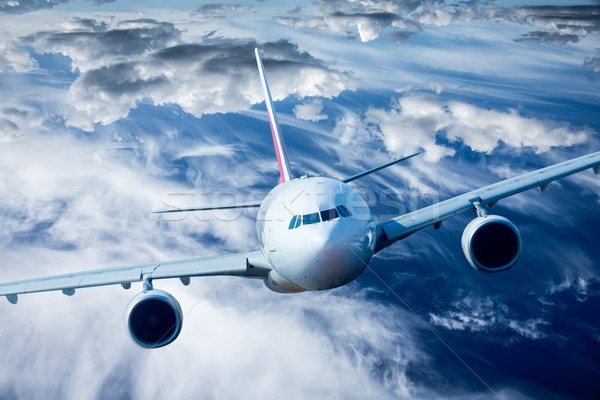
[0,250,271,348]
[0,250,271,303]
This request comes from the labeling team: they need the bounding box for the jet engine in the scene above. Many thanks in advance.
[461,215,522,273]
[125,289,183,348]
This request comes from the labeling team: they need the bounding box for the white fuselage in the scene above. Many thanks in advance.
[257,177,376,292]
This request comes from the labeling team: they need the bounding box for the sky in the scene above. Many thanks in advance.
[0,0,599,399]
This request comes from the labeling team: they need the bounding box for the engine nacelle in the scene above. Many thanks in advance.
[125,290,183,348]
[461,215,522,273]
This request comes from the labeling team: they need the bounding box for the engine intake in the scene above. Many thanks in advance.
[125,290,183,348]
[461,215,522,273]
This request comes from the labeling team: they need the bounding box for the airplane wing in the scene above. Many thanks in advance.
[0,250,271,304]
[375,151,600,252]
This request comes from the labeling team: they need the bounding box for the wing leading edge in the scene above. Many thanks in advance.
[375,151,600,252]
[0,250,271,304]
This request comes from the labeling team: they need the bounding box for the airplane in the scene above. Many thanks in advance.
[1,48,599,349]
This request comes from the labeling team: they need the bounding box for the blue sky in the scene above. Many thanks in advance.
[0,0,599,399]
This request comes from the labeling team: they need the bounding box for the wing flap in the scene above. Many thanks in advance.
[1,250,270,301]
[152,252,249,279]
[377,151,600,251]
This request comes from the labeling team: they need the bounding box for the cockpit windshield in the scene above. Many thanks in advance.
[288,205,353,229]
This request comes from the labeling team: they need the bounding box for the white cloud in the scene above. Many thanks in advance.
[332,110,370,147]
[276,1,600,49]
[546,273,599,302]
[22,22,357,131]
[293,99,328,121]
[363,93,590,162]
[175,144,238,159]
[429,295,550,342]
[0,39,37,72]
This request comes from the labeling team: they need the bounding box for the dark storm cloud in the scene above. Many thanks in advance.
[0,0,115,14]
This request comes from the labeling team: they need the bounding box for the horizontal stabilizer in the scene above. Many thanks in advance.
[153,201,262,214]
[342,152,420,183]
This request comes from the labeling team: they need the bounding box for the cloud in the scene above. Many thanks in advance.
[193,3,255,18]
[293,99,328,121]
[584,49,600,72]
[273,0,600,67]
[332,110,370,147]
[0,104,43,143]
[514,31,580,45]
[428,295,550,342]
[275,0,424,42]
[362,93,590,162]
[22,19,181,72]
[507,6,600,37]
[174,144,238,159]
[546,273,599,303]
[0,39,37,72]
[22,19,357,130]
[0,0,115,14]
[385,30,418,44]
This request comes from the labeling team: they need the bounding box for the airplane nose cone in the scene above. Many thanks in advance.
[288,220,375,291]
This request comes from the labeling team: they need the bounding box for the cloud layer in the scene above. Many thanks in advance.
[276,2,600,46]
[22,19,356,131]
[0,1,599,399]
[335,93,590,163]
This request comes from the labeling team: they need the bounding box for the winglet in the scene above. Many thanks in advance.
[255,48,294,184]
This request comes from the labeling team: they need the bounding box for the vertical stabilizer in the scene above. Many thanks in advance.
[255,48,294,183]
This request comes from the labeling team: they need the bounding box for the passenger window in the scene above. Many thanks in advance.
[320,208,338,222]
[288,215,297,230]
[338,205,353,217]
[302,212,320,225]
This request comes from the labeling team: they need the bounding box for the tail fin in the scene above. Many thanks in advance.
[255,48,294,184]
